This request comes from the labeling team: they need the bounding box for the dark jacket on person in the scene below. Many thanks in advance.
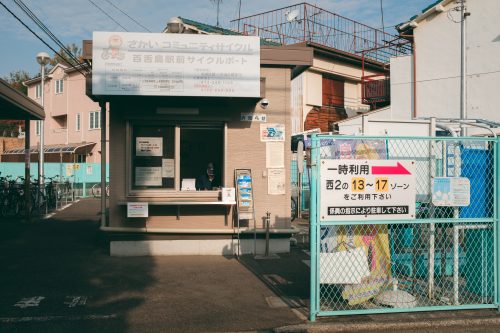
[196,174,218,190]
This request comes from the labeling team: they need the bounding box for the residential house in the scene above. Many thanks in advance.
[391,0,500,130]
[1,63,108,163]
[231,3,411,134]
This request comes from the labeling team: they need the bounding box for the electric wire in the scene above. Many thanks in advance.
[12,0,89,76]
[14,0,86,69]
[0,0,87,77]
[101,0,151,32]
[87,0,128,32]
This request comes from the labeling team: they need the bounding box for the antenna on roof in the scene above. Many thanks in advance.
[210,0,223,27]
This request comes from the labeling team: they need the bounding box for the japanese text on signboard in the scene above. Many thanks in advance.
[320,160,416,221]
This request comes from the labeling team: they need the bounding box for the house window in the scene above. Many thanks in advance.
[35,121,41,136]
[322,76,344,107]
[55,79,64,94]
[76,113,81,131]
[130,122,223,192]
[35,84,41,99]
[89,111,100,129]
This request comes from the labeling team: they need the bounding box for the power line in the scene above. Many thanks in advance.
[0,0,87,77]
[101,0,151,32]
[391,69,500,86]
[13,0,89,75]
[87,0,128,31]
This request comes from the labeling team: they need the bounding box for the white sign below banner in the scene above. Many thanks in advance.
[127,202,148,218]
[320,160,416,221]
[92,32,260,97]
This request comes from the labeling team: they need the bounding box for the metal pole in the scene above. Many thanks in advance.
[495,137,500,308]
[460,0,467,135]
[24,120,31,222]
[38,63,45,202]
[265,211,270,256]
[309,134,319,321]
[428,117,436,299]
[100,101,107,228]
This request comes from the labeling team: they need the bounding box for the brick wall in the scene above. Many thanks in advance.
[304,106,347,132]
[0,137,24,161]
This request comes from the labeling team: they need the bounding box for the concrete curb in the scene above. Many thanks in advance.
[274,316,500,332]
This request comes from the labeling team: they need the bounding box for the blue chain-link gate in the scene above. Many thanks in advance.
[309,134,499,320]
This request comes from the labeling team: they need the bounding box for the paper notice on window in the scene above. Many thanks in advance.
[162,158,175,178]
[136,137,163,156]
[266,141,284,168]
[135,167,162,186]
[268,168,285,195]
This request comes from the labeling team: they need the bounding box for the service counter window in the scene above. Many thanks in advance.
[132,125,175,190]
[129,122,224,196]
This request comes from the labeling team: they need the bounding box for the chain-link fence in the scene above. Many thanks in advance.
[309,135,498,319]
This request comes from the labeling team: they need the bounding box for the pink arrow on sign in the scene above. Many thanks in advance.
[372,162,411,175]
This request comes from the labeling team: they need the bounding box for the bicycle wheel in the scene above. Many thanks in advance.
[291,197,297,221]
[91,184,101,198]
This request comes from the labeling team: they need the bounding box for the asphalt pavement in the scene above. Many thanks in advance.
[1,199,500,333]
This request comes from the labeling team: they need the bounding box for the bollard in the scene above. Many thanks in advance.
[264,211,270,257]
[254,211,279,260]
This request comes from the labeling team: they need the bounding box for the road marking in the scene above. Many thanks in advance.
[302,250,310,256]
[302,260,310,267]
[0,314,117,323]
[13,297,45,308]
[64,296,87,308]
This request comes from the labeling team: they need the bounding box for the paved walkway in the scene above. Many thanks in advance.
[1,199,500,332]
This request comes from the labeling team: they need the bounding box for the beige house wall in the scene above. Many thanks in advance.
[26,65,108,163]
[292,52,381,133]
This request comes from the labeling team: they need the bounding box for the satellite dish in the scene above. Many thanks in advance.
[285,9,300,22]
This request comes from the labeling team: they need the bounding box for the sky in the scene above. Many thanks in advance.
[0,0,436,78]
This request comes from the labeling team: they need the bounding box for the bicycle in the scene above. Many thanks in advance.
[91,183,110,198]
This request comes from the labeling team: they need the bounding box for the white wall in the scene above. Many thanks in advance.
[290,73,304,135]
[411,0,500,121]
[337,107,393,135]
[390,55,413,119]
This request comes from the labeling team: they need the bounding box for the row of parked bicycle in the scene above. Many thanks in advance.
[0,172,74,217]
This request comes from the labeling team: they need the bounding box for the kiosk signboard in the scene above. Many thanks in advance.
[92,32,260,97]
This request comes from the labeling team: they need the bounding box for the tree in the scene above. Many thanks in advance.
[2,70,31,95]
[50,43,83,66]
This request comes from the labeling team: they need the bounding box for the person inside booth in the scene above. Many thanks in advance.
[196,162,219,190]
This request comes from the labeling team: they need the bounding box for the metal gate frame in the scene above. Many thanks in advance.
[309,134,500,321]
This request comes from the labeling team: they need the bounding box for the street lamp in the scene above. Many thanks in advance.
[36,52,50,199]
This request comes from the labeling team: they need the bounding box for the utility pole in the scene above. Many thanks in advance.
[459,0,470,135]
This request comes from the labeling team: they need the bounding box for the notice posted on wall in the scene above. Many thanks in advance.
[432,177,470,207]
[268,168,285,195]
[136,137,163,157]
[266,141,284,168]
[162,158,175,178]
[260,123,285,142]
[135,167,162,186]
